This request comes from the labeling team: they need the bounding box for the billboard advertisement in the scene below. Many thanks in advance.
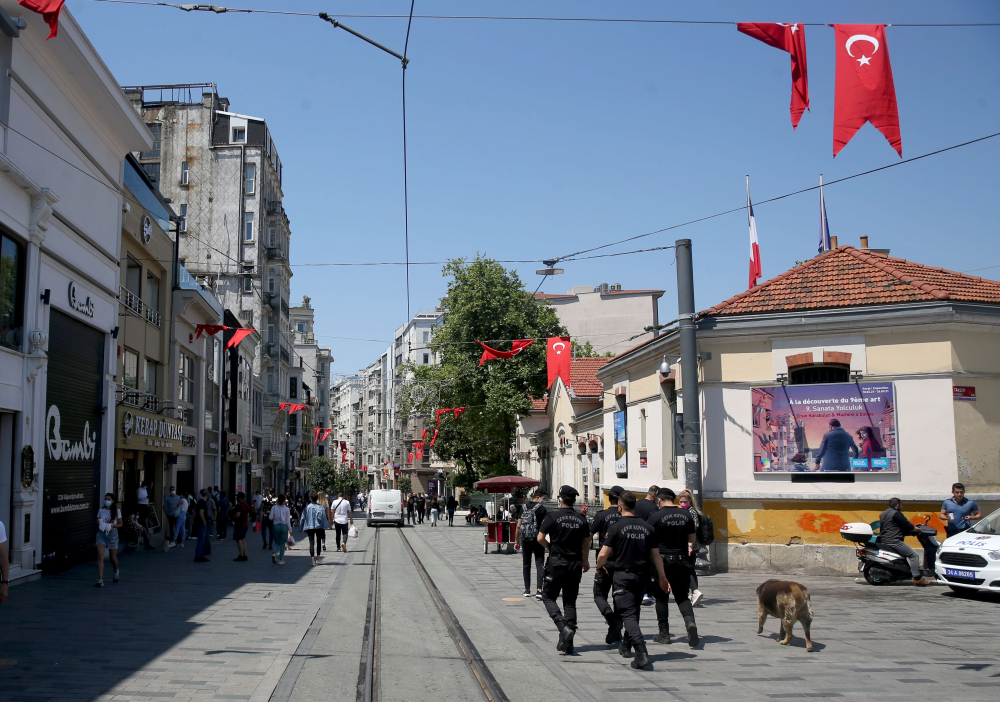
[751,382,897,473]
[613,411,627,476]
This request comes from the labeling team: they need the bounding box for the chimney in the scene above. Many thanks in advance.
[860,235,869,249]
[830,235,838,248]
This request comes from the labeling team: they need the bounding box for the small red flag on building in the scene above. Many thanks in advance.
[226,328,255,349]
[408,451,414,464]
[737,22,809,128]
[430,428,439,446]
[476,339,534,366]
[196,324,227,340]
[453,407,466,419]
[18,0,65,40]
[546,337,571,389]
[436,408,451,425]
[832,24,901,157]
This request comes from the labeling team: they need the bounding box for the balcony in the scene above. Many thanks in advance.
[265,200,283,216]
[280,345,290,364]
[265,246,286,262]
[119,285,161,329]
[280,298,289,318]
[116,383,163,413]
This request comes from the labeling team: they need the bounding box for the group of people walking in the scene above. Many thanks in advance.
[515,483,706,670]
[405,493,458,526]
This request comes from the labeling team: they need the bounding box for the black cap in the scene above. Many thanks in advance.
[559,485,579,498]
[656,487,676,501]
[608,486,624,498]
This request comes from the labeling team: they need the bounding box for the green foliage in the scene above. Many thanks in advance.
[396,475,413,496]
[307,456,366,498]
[571,339,615,358]
[399,256,566,484]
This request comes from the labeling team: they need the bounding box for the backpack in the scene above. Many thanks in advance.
[697,511,715,545]
[519,502,541,542]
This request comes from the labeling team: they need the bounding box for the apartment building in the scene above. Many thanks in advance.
[290,296,333,460]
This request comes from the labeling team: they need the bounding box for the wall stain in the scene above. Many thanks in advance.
[797,512,846,533]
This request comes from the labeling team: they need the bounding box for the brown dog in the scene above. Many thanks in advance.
[756,579,815,652]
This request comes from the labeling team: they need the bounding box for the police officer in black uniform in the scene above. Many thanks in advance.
[538,485,590,655]
[590,485,624,644]
[597,490,668,670]
[647,488,699,647]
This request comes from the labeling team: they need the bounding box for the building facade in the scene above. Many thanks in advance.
[536,284,663,355]
[291,296,332,462]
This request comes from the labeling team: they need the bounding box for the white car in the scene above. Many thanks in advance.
[366,489,404,527]
[935,507,1000,595]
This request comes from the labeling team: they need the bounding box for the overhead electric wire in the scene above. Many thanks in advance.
[84,2,1000,27]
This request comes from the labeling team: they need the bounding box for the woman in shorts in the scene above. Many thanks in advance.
[95,492,123,587]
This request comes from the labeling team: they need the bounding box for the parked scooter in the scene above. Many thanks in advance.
[840,517,940,585]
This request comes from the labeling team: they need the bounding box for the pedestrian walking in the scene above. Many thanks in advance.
[216,491,230,541]
[230,491,251,561]
[163,486,180,549]
[677,490,706,605]
[260,490,275,551]
[538,486,590,655]
[416,494,426,524]
[597,490,669,670]
[252,490,263,514]
[647,488,699,647]
[204,489,217,549]
[301,493,330,566]
[515,489,548,599]
[95,492,123,586]
[0,519,9,604]
[406,495,415,524]
[447,495,457,526]
[194,490,211,562]
[185,491,195,539]
[135,482,155,550]
[430,497,439,526]
[270,494,292,565]
[172,492,189,547]
[317,491,331,552]
[590,486,624,644]
[331,492,353,552]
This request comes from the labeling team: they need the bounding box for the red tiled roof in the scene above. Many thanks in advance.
[705,246,1000,316]
[533,289,664,300]
[530,396,548,411]
[571,357,611,397]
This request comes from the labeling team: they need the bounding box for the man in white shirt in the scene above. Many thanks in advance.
[331,492,354,553]
[0,520,9,604]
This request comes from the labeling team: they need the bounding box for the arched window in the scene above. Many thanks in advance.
[790,364,849,385]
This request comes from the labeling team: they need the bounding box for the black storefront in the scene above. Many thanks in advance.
[41,310,105,572]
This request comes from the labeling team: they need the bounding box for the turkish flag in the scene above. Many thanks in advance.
[279,402,290,412]
[196,324,227,340]
[408,451,414,464]
[547,337,572,389]
[414,441,424,461]
[340,441,347,450]
[436,408,451,425]
[18,0,65,39]
[342,450,347,462]
[832,25,901,157]
[321,429,333,442]
[225,328,255,349]
[453,407,466,419]
[313,427,322,445]
[421,429,427,444]
[737,23,809,128]
[477,339,534,366]
[430,428,439,447]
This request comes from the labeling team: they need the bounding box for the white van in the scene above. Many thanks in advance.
[367,489,404,527]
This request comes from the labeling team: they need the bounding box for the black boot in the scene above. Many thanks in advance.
[631,643,651,669]
[653,600,671,644]
[653,630,671,644]
[687,624,700,648]
[680,600,699,648]
[556,625,575,653]
[619,638,633,658]
[605,615,623,645]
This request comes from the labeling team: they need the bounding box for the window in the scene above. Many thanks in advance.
[244,163,255,194]
[141,162,160,184]
[178,204,187,232]
[640,408,647,448]
[423,353,429,365]
[290,377,298,398]
[266,369,276,393]
[145,272,160,314]
[242,265,253,293]
[244,212,254,241]
[181,161,189,185]
[145,360,158,395]
[123,349,139,389]
[288,412,298,435]
[790,365,850,385]
[267,324,275,344]
[268,269,275,293]
[253,389,263,426]
[140,123,161,159]
[125,256,142,297]
[297,322,305,332]
[268,226,276,247]
[232,126,246,143]
[396,355,402,367]
[395,335,402,349]
[179,352,195,402]
[423,331,429,343]
[0,233,25,352]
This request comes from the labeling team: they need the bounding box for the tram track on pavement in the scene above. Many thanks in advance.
[358,525,509,702]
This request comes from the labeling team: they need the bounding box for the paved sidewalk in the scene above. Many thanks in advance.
[406,521,1000,701]
[0,531,351,702]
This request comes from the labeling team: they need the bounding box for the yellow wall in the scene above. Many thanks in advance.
[865,330,953,374]
[703,499,954,548]
[709,341,771,382]
[951,330,1000,373]
[953,377,1000,491]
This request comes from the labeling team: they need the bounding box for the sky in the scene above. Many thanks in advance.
[70,0,1000,376]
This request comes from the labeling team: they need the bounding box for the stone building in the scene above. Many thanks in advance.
[330,375,362,468]
[535,284,663,355]
[291,296,333,460]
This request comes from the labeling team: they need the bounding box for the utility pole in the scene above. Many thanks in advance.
[675,239,703,512]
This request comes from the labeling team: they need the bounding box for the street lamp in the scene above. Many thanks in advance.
[535,258,564,276]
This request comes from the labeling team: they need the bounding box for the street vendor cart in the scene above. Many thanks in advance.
[473,475,540,554]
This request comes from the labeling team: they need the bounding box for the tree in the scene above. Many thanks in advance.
[398,256,565,484]
[308,456,366,498]
[571,339,615,358]
[396,475,413,496]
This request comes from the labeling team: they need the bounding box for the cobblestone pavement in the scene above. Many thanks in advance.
[2,520,999,702]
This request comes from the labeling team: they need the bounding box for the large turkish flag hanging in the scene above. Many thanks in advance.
[476,339,534,366]
[737,23,809,129]
[547,337,571,389]
[18,0,65,39]
[833,25,901,157]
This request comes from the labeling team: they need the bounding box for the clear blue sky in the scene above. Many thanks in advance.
[72,0,1000,375]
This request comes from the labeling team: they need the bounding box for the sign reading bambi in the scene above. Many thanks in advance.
[751,382,898,473]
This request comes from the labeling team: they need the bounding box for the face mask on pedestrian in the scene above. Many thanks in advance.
[170,490,176,495]
[680,501,690,509]
[105,500,113,507]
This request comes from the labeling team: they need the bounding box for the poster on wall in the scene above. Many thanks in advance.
[751,382,897,473]
[613,411,627,476]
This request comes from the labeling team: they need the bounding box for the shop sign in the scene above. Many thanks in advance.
[953,386,976,401]
[67,281,95,317]
[613,411,627,476]
[21,445,35,488]
[226,432,243,461]
[118,406,184,452]
[251,465,264,477]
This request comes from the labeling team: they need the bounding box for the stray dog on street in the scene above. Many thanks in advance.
[756,579,815,652]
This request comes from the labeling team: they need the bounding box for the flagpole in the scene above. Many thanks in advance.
[819,174,828,252]
[746,174,751,221]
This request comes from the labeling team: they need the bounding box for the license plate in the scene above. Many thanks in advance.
[945,568,976,579]
[373,512,384,518]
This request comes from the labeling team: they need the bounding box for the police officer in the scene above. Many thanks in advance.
[538,485,590,655]
[590,486,624,645]
[647,488,699,647]
[597,490,668,670]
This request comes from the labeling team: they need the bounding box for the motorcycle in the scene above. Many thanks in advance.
[840,517,940,585]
